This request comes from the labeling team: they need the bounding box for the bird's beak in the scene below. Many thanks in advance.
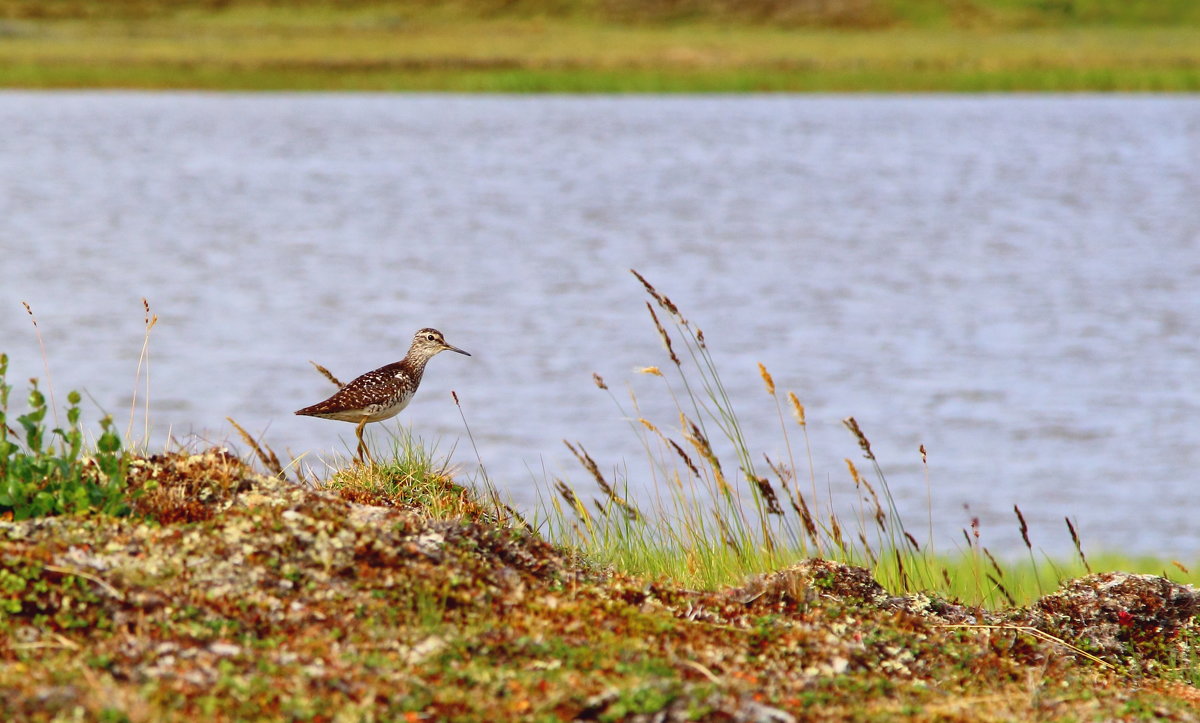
[446,344,471,356]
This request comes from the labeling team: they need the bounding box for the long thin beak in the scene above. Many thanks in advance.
[445,344,471,356]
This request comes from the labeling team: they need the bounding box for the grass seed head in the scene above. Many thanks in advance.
[310,360,345,389]
[748,473,783,515]
[844,458,863,487]
[788,392,806,426]
[1014,504,1032,550]
[829,513,844,549]
[843,416,875,460]
[904,531,921,552]
[645,303,681,366]
[1066,516,1091,573]
[564,440,611,496]
[630,268,681,319]
[757,362,775,396]
[668,438,701,478]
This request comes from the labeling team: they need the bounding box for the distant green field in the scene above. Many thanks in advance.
[1,1,1199,90]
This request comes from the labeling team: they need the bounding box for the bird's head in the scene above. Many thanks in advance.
[411,328,471,359]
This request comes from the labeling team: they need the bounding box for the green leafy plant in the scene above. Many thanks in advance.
[0,353,129,519]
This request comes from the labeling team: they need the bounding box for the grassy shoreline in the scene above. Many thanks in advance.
[2,12,1200,91]
[2,449,1198,720]
[2,345,1199,719]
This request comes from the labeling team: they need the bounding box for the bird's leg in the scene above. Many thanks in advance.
[354,418,370,466]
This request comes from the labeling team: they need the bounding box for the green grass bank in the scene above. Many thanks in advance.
[2,0,1200,91]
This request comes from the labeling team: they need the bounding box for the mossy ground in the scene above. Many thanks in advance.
[2,450,1197,721]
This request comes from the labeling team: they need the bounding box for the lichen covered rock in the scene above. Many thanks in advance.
[1024,572,1200,659]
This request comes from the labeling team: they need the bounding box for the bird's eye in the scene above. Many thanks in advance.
[426,334,436,341]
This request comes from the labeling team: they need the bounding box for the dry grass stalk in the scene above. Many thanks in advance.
[668,438,701,478]
[592,372,608,390]
[268,447,284,477]
[1015,505,1032,550]
[682,417,727,494]
[829,513,845,551]
[310,360,344,389]
[842,416,875,460]
[762,453,791,493]
[564,440,611,496]
[714,512,737,551]
[939,624,1116,671]
[894,549,909,590]
[1066,517,1091,574]
[633,412,704,481]
[845,458,885,529]
[763,454,806,532]
[564,440,640,520]
[128,297,159,444]
[793,496,819,546]
[644,302,681,367]
[983,547,1005,579]
[630,268,682,320]
[763,453,819,544]
[858,533,881,567]
[227,416,284,477]
[1012,504,1041,593]
[44,564,124,601]
[986,572,1016,606]
[747,473,782,515]
[903,531,921,552]
[21,300,59,425]
[451,389,511,525]
[554,478,585,519]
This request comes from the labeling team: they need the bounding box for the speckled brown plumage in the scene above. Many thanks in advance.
[296,328,470,462]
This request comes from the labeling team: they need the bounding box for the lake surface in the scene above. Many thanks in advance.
[2,92,1198,558]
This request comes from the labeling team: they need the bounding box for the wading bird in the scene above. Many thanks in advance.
[296,328,470,463]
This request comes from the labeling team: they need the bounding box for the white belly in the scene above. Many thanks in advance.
[320,395,411,423]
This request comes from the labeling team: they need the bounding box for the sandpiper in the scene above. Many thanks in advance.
[296,328,470,463]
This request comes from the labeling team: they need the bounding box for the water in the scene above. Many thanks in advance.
[2,92,1198,558]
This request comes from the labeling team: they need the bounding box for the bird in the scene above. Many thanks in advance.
[295,328,470,464]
